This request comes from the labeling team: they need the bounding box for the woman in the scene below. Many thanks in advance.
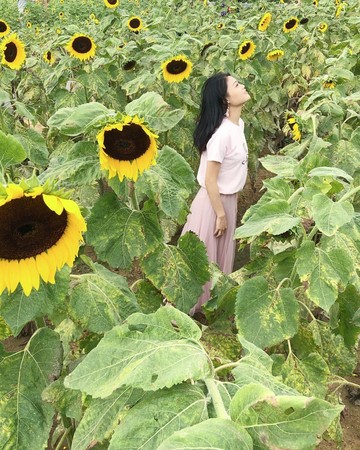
[181,72,250,315]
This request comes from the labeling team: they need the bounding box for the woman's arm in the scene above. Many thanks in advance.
[205,161,227,238]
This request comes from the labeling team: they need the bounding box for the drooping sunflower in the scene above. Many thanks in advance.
[287,117,301,141]
[26,21,32,29]
[123,60,136,71]
[266,49,284,61]
[258,12,272,32]
[65,33,96,61]
[238,40,256,61]
[318,22,328,32]
[217,23,224,30]
[313,0,318,6]
[323,78,335,89]
[127,16,143,32]
[0,19,10,38]
[161,54,192,83]
[283,17,299,33]
[97,115,158,182]
[103,0,119,8]
[43,50,55,65]
[0,184,86,296]
[0,33,26,70]
[335,3,344,17]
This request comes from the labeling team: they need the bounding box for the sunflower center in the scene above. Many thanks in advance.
[108,0,117,4]
[0,196,68,260]
[103,124,151,161]
[240,42,251,54]
[46,51,51,60]
[129,18,140,28]
[166,59,187,75]
[72,36,92,54]
[0,22,7,32]
[123,60,136,70]
[4,42,18,63]
[285,19,297,29]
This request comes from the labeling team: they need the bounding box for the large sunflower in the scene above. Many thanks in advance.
[127,16,143,32]
[266,49,284,61]
[97,115,158,182]
[65,33,96,61]
[0,19,10,38]
[238,40,256,61]
[0,33,26,70]
[0,184,86,296]
[283,17,299,33]
[161,54,192,83]
[258,12,272,32]
[103,0,119,8]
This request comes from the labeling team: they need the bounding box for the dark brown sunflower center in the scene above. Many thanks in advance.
[285,19,297,29]
[103,124,151,161]
[72,36,92,54]
[240,42,251,54]
[4,42,17,63]
[46,51,51,60]
[166,59,187,75]
[108,0,117,4]
[129,18,140,29]
[0,196,68,260]
[123,60,136,70]
[0,22,7,33]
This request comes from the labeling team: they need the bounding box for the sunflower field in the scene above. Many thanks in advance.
[0,0,359,448]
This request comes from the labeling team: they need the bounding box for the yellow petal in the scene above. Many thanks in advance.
[6,184,24,200]
[42,194,64,215]
[18,258,34,296]
[8,260,20,293]
[35,253,50,283]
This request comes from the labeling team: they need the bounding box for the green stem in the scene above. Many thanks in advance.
[298,300,317,322]
[307,225,319,241]
[311,115,317,137]
[276,277,291,292]
[330,376,360,394]
[54,427,71,450]
[204,378,230,420]
[287,187,304,204]
[214,361,241,374]
[286,339,293,359]
[339,185,360,203]
[128,181,139,210]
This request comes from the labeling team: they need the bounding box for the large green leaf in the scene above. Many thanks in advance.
[259,155,298,178]
[125,91,185,132]
[0,328,62,450]
[64,307,211,397]
[230,384,342,450]
[158,418,253,449]
[235,200,301,239]
[141,232,210,313]
[326,139,359,177]
[312,194,354,236]
[14,128,49,166]
[71,386,143,450]
[0,130,26,169]
[42,377,83,422]
[135,145,195,221]
[108,384,208,450]
[87,194,163,269]
[69,263,140,334]
[235,276,299,349]
[296,241,353,311]
[308,167,353,183]
[331,285,360,348]
[47,102,111,136]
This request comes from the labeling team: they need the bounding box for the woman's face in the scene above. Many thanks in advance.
[226,75,250,106]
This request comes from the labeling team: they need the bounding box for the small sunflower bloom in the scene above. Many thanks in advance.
[0,33,26,70]
[97,115,158,182]
[335,3,345,17]
[283,17,299,33]
[43,50,55,65]
[258,12,272,32]
[313,0,318,6]
[323,79,335,89]
[0,184,86,296]
[238,40,256,61]
[217,23,225,30]
[65,33,96,61]
[127,16,143,32]
[318,22,328,32]
[59,12,64,19]
[26,21,31,29]
[287,117,301,141]
[161,54,192,83]
[103,0,119,8]
[266,49,284,61]
[0,19,11,38]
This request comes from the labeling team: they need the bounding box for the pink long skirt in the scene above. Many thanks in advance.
[180,187,238,314]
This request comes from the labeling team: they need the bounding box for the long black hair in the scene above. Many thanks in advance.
[193,72,230,154]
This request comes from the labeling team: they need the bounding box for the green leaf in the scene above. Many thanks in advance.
[296,241,354,311]
[87,194,163,269]
[331,285,360,348]
[132,279,163,314]
[259,155,298,178]
[327,140,359,177]
[312,194,354,236]
[235,277,299,349]
[135,145,195,220]
[69,263,140,333]
[71,386,143,450]
[42,377,82,421]
[64,307,211,397]
[0,316,11,340]
[141,232,210,313]
[158,418,253,450]
[235,200,301,239]
[230,384,342,449]
[14,129,49,166]
[308,167,353,183]
[125,92,185,132]
[47,102,111,136]
[0,130,26,169]
[0,328,62,450]
[108,384,208,450]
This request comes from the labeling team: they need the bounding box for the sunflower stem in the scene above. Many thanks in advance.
[204,378,230,420]
[128,181,139,210]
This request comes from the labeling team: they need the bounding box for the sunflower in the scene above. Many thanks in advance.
[97,115,158,182]
[43,50,55,65]
[323,79,335,89]
[238,40,256,61]
[123,60,136,70]
[287,117,301,141]
[65,33,96,61]
[335,3,344,17]
[26,21,32,28]
[127,16,143,32]
[103,0,119,8]
[283,17,299,33]
[217,23,224,30]
[266,49,284,61]
[318,22,328,32]
[0,33,26,70]
[0,20,10,38]
[0,184,86,296]
[161,54,192,83]
[258,12,271,32]
[56,28,62,34]
[59,12,64,19]
[313,0,318,6]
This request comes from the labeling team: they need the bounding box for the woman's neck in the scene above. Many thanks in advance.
[227,106,242,125]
